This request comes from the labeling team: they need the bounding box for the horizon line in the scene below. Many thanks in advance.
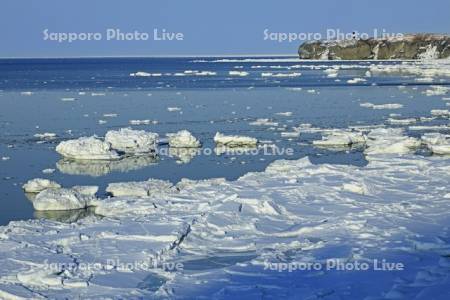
[0,53,298,60]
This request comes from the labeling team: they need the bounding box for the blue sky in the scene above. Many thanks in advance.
[0,0,448,57]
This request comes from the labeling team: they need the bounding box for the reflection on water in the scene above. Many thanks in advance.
[168,148,199,164]
[56,155,159,177]
[33,206,99,223]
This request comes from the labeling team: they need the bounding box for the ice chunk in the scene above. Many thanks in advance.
[105,128,158,154]
[347,78,367,84]
[130,71,150,77]
[422,133,450,154]
[34,132,57,140]
[61,97,76,102]
[106,179,173,197]
[430,109,450,117]
[361,103,403,110]
[22,178,61,193]
[214,132,258,147]
[424,86,449,96]
[313,131,366,147]
[428,145,450,155]
[365,128,421,155]
[342,182,368,195]
[167,130,201,148]
[275,112,293,117]
[33,188,95,211]
[56,136,120,160]
[249,118,278,126]
[386,118,417,125]
[229,71,249,76]
[280,131,301,138]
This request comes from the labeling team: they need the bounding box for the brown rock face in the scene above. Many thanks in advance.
[298,34,450,60]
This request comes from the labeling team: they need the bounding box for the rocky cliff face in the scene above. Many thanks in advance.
[298,34,450,60]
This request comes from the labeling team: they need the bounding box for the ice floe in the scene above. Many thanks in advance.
[56,136,120,160]
[430,109,450,117]
[364,128,421,156]
[347,77,367,84]
[22,178,61,193]
[214,132,258,147]
[105,128,158,154]
[422,133,450,154]
[313,130,366,147]
[360,102,404,110]
[229,71,249,76]
[34,132,57,140]
[249,118,278,126]
[424,86,449,96]
[167,130,201,148]
[261,72,301,78]
[386,117,417,125]
[32,187,96,211]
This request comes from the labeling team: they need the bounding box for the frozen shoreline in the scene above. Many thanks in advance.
[1,152,450,298]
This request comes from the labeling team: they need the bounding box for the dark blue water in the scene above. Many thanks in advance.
[0,57,449,225]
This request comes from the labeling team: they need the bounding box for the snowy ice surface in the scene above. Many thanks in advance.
[56,137,120,160]
[22,178,61,193]
[167,130,201,148]
[105,179,173,198]
[105,128,158,154]
[2,153,450,298]
[214,132,258,147]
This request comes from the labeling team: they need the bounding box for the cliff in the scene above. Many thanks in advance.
[298,34,450,60]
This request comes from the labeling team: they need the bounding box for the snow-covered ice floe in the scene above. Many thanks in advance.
[228,71,249,76]
[364,128,421,156]
[360,102,404,110]
[22,178,61,193]
[214,132,258,147]
[347,77,367,84]
[386,117,417,125]
[56,136,120,160]
[167,130,201,148]
[249,118,278,126]
[32,187,97,211]
[313,130,366,148]
[422,132,450,155]
[105,128,158,154]
[3,152,450,298]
